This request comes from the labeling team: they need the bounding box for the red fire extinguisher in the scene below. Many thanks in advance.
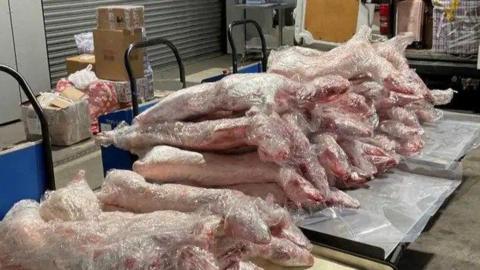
[379,3,390,35]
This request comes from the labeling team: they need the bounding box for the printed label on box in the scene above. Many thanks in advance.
[27,115,42,135]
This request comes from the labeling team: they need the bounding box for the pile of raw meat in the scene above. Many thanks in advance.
[0,170,313,269]
[97,27,454,209]
[0,26,455,270]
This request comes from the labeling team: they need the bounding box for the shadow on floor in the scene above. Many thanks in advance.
[398,249,434,270]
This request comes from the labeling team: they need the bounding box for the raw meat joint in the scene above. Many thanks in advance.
[2,25,454,269]
[0,171,313,269]
[97,26,452,210]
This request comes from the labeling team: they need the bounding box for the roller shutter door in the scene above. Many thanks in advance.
[42,0,223,85]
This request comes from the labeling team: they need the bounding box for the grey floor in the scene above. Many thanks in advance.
[1,54,480,269]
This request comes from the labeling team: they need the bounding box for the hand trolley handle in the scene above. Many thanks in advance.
[125,37,186,117]
[228,19,268,73]
[0,65,55,190]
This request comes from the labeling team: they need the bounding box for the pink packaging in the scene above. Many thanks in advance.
[396,0,425,42]
[86,81,119,133]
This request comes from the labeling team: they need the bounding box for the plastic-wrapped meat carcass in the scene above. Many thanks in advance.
[96,170,310,247]
[268,26,431,98]
[0,200,226,270]
[0,171,316,269]
[372,32,414,72]
[133,145,322,208]
[311,106,374,138]
[379,106,423,130]
[311,133,366,188]
[97,111,360,209]
[134,73,349,126]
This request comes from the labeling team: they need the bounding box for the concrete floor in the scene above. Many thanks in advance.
[1,54,480,269]
[398,150,480,270]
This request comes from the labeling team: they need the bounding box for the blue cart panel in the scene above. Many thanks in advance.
[98,100,158,174]
[0,142,47,219]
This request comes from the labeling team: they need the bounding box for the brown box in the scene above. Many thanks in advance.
[21,92,91,146]
[66,54,95,74]
[97,5,144,30]
[94,28,144,81]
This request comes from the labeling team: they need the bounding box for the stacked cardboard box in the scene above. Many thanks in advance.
[66,54,96,74]
[93,5,154,107]
[94,5,144,81]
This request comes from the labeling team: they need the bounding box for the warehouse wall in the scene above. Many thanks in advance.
[42,0,223,85]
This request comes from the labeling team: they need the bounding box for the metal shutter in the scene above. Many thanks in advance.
[42,0,223,85]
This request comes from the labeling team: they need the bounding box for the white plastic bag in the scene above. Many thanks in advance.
[67,64,98,90]
[74,32,94,54]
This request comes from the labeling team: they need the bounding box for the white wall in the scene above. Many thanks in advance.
[0,0,22,123]
[0,0,51,124]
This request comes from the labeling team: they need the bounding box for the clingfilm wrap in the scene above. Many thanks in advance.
[301,170,461,259]
[0,200,224,270]
[133,146,323,208]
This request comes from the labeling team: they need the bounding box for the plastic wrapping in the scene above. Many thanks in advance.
[133,145,323,208]
[395,135,425,157]
[300,170,461,258]
[97,116,254,153]
[378,120,423,139]
[0,200,224,270]
[405,101,444,123]
[96,170,307,247]
[98,112,356,210]
[67,64,98,90]
[430,88,456,105]
[380,106,423,130]
[134,73,294,125]
[316,92,375,117]
[39,170,101,221]
[359,134,398,154]
[311,133,363,188]
[281,113,360,209]
[0,169,314,269]
[433,1,480,55]
[404,118,480,171]
[338,139,378,179]
[74,32,94,54]
[226,183,289,207]
[312,107,374,138]
[133,73,349,126]
[372,32,414,71]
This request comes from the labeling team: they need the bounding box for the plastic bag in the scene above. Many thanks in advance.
[39,170,101,222]
[67,64,98,90]
[74,32,94,54]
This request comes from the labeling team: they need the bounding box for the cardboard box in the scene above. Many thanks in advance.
[94,28,144,81]
[66,54,95,74]
[21,91,91,146]
[97,5,144,30]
